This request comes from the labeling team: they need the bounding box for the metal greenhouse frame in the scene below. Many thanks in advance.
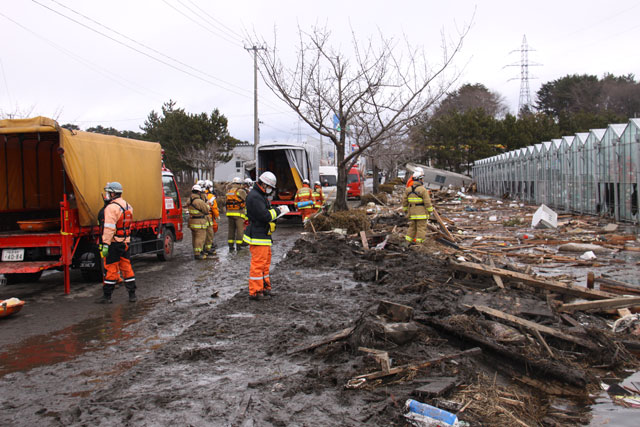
[472,119,640,223]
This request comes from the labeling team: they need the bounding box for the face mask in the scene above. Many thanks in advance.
[265,187,273,195]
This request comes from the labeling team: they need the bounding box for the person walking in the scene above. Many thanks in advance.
[96,182,136,303]
[225,177,247,252]
[401,170,433,247]
[188,184,210,260]
[294,179,314,222]
[243,171,288,300]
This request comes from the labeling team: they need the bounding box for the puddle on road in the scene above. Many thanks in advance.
[0,298,158,377]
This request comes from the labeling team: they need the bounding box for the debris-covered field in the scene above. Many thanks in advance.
[2,183,640,426]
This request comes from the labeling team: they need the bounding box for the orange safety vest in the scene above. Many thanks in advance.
[295,185,313,209]
[226,189,245,210]
[111,200,133,238]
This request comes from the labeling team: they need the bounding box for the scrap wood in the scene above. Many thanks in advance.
[348,347,481,384]
[495,405,529,427]
[488,258,504,289]
[422,317,588,387]
[531,328,555,358]
[472,305,598,350]
[558,297,640,313]
[449,260,617,300]
[360,230,369,250]
[514,376,584,397]
[432,208,457,242]
[358,347,390,372]
[287,326,355,355]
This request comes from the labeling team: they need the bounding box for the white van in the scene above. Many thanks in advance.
[319,166,337,201]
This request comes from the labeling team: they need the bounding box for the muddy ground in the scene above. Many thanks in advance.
[1,203,640,426]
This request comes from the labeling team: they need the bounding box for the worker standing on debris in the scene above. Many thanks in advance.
[203,180,219,255]
[188,184,210,260]
[96,182,136,304]
[243,172,288,300]
[402,170,433,247]
[226,177,247,252]
[294,178,314,222]
[312,180,325,211]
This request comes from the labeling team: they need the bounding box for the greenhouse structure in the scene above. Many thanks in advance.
[472,118,640,223]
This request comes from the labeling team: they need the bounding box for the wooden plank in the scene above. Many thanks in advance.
[377,300,414,322]
[450,261,616,300]
[413,377,460,398]
[599,283,640,297]
[350,347,481,382]
[432,208,456,242]
[360,230,369,250]
[287,326,355,355]
[559,297,640,313]
[473,305,597,350]
[488,258,504,289]
[358,347,390,372]
[618,308,632,317]
[532,328,555,358]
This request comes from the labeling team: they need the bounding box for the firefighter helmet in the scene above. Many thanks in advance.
[412,168,424,179]
[205,180,213,190]
[244,178,253,185]
[314,181,321,187]
[232,177,242,184]
[259,171,277,188]
[192,184,203,192]
[303,179,309,185]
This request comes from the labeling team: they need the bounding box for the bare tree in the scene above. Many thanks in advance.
[252,23,470,210]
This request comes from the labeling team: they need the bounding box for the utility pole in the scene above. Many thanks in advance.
[245,45,265,164]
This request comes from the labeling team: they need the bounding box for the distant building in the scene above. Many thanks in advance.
[214,143,254,182]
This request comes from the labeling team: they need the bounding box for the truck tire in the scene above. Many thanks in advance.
[4,271,43,284]
[81,269,102,282]
[157,228,175,261]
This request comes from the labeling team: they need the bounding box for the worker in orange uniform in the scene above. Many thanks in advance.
[294,178,314,222]
[312,180,325,212]
[96,182,136,304]
[203,180,219,255]
[226,177,247,252]
[243,172,288,300]
[188,184,210,260]
[402,170,433,247]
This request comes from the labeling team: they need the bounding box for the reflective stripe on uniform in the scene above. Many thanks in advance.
[249,276,264,281]
[243,235,272,246]
[405,235,413,241]
[104,223,116,229]
[226,212,243,217]
[427,207,434,212]
[407,197,423,203]
[189,224,208,229]
[269,209,277,220]
[409,214,429,220]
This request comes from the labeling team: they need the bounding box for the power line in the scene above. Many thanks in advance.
[185,0,245,40]
[32,0,251,98]
[163,0,243,48]
[0,10,162,101]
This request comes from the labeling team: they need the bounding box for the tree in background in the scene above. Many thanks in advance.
[252,23,470,210]
[433,83,509,119]
[86,125,144,140]
[142,100,237,180]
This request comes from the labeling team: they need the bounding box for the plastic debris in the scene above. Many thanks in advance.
[404,399,460,426]
[579,251,597,260]
[489,215,497,222]
[531,204,557,229]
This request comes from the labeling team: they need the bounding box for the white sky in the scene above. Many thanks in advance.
[1,0,639,143]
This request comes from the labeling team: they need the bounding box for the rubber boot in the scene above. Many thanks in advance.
[195,252,207,260]
[95,283,114,304]
[128,292,137,302]
[125,280,137,302]
[228,243,235,252]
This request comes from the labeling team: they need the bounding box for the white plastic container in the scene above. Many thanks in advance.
[531,204,557,229]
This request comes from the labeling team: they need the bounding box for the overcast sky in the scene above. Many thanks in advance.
[1,0,639,144]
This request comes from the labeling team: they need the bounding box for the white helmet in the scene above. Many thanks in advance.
[412,167,424,179]
[196,180,205,187]
[302,179,309,185]
[244,178,253,185]
[232,177,242,184]
[192,184,203,192]
[314,181,321,186]
[205,180,213,189]
[259,171,277,188]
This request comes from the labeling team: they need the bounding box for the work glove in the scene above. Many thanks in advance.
[278,205,290,215]
[100,244,109,258]
[244,219,249,227]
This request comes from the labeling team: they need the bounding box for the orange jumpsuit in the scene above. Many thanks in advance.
[294,184,315,220]
[101,197,135,297]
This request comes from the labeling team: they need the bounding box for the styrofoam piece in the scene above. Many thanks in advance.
[531,204,557,229]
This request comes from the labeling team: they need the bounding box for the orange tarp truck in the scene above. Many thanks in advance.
[0,117,183,293]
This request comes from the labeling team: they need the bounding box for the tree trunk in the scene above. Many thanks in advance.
[372,161,380,194]
[334,144,348,211]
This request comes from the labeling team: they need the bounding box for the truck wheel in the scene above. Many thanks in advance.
[157,228,175,261]
[81,269,102,282]
[4,271,43,284]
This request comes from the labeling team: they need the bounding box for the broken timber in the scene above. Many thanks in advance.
[347,347,481,385]
[472,305,597,350]
[432,208,456,243]
[450,261,616,300]
[422,317,588,387]
[287,326,355,355]
[558,296,640,313]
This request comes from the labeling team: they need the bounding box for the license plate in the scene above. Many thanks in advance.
[2,249,24,261]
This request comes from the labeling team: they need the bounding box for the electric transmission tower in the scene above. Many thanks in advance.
[505,35,541,115]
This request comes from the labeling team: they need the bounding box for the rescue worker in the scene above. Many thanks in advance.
[402,170,434,247]
[203,180,219,255]
[243,171,288,300]
[406,167,423,188]
[312,180,325,211]
[96,182,136,303]
[226,177,247,252]
[294,178,314,222]
[243,178,253,192]
[188,184,210,260]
